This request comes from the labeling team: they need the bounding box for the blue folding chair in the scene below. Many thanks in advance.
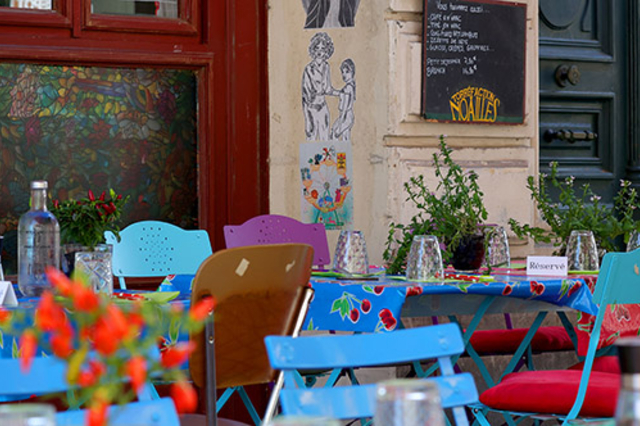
[105,220,212,290]
[265,323,487,426]
[0,355,179,426]
[473,249,640,425]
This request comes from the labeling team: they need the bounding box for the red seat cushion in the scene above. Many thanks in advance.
[470,326,573,354]
[479,370,620,417]
[568,356,620,375]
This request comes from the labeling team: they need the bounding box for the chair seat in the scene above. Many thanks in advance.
[479,370,620,418]
[469,326,573,354]
[568,356,620,374]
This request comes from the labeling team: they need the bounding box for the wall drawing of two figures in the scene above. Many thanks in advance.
[302,32,356,142]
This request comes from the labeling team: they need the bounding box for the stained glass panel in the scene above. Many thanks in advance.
[0,64,198,274]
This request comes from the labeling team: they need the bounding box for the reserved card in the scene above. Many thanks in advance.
[526,256,568,277]
[0,281,17,306]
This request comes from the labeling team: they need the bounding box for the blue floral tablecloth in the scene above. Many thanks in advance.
[303,273,597,333]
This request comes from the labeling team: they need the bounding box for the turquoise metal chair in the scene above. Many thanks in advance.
[105,220,212,289]
[0,354,179,426]
[265,323,487,426]
[473,249,640,425]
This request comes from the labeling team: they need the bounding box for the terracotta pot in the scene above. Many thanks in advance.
[451,233,485,271]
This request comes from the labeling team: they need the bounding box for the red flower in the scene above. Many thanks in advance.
[87,399,108,426]
[88,190,95,202]
[35,291,67,332]
[92,319,119,356]
[126,356,147,392]
[161,342,195,369]
[51,332,74,359]
[104,304,130,341]
[89,360,106,379]
[189,297,215,321]
[77,369,98,387]
[72,284,100,313]
[46,267,73,297]
[171,381,198,413]
[19,330,37,372]
[0,307,11,325]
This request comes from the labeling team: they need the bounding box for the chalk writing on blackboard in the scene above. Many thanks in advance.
[422,0,526,125]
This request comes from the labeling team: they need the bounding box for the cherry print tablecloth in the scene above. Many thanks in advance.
[302,273,597,334]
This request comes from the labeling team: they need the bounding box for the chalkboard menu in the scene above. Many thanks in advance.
[422,0,526,124]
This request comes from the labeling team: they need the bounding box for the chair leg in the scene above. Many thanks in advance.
[262,372,285,425]
[262,287,315,424]
[205,315,217,426]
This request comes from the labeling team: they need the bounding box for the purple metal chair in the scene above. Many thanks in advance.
[223,214,331,268]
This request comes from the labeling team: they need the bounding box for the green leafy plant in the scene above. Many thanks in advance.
[509,161,640,255]
[51,189,130,250]
[383,136,488,274]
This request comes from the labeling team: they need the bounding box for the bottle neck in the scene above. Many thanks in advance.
[30,188,48,211]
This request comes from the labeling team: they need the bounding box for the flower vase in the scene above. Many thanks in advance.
[62,244,113,295]
[451,233,485,271]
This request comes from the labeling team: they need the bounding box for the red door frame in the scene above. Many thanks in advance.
[0,0,269,251]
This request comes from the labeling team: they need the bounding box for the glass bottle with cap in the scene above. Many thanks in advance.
[17,180,60,297]
[615,337,640,425]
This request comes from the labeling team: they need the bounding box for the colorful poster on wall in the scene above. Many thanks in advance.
[300,141,353,229]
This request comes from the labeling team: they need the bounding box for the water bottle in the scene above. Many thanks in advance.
[615,338,640,425]
[18,180,60,297]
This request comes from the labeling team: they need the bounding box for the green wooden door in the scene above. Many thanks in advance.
[539,0,630,201]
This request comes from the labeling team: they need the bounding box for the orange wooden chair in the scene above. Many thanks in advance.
[187,243,315,426]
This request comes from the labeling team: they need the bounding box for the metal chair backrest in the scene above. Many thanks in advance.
[264,322,479,425]
[189,243,315,426]
[105,220,212,289]
[223,215,330,268]
[564,247,640,420]
[56,398,180,426]
[0,353,178,426]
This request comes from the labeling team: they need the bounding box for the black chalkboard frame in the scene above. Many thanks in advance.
[421,0,527,125]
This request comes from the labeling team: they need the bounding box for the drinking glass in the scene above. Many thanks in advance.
[332,230,369,275]
[265,416,340,425]
[0,403,56,426]
[375,379,445,426]
[405,235,444,282]
[627,229,640,252]
[482,225,510,268]
[566,230,599,271]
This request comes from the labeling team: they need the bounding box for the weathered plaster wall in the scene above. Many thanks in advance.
[269,0,539,264]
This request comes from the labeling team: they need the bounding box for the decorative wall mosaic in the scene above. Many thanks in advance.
[0,63,198,273]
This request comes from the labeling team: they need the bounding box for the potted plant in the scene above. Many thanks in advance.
[384,136,489,273]
[51,189,129,294]
[509,162,640,256]
[0,267,213,426]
